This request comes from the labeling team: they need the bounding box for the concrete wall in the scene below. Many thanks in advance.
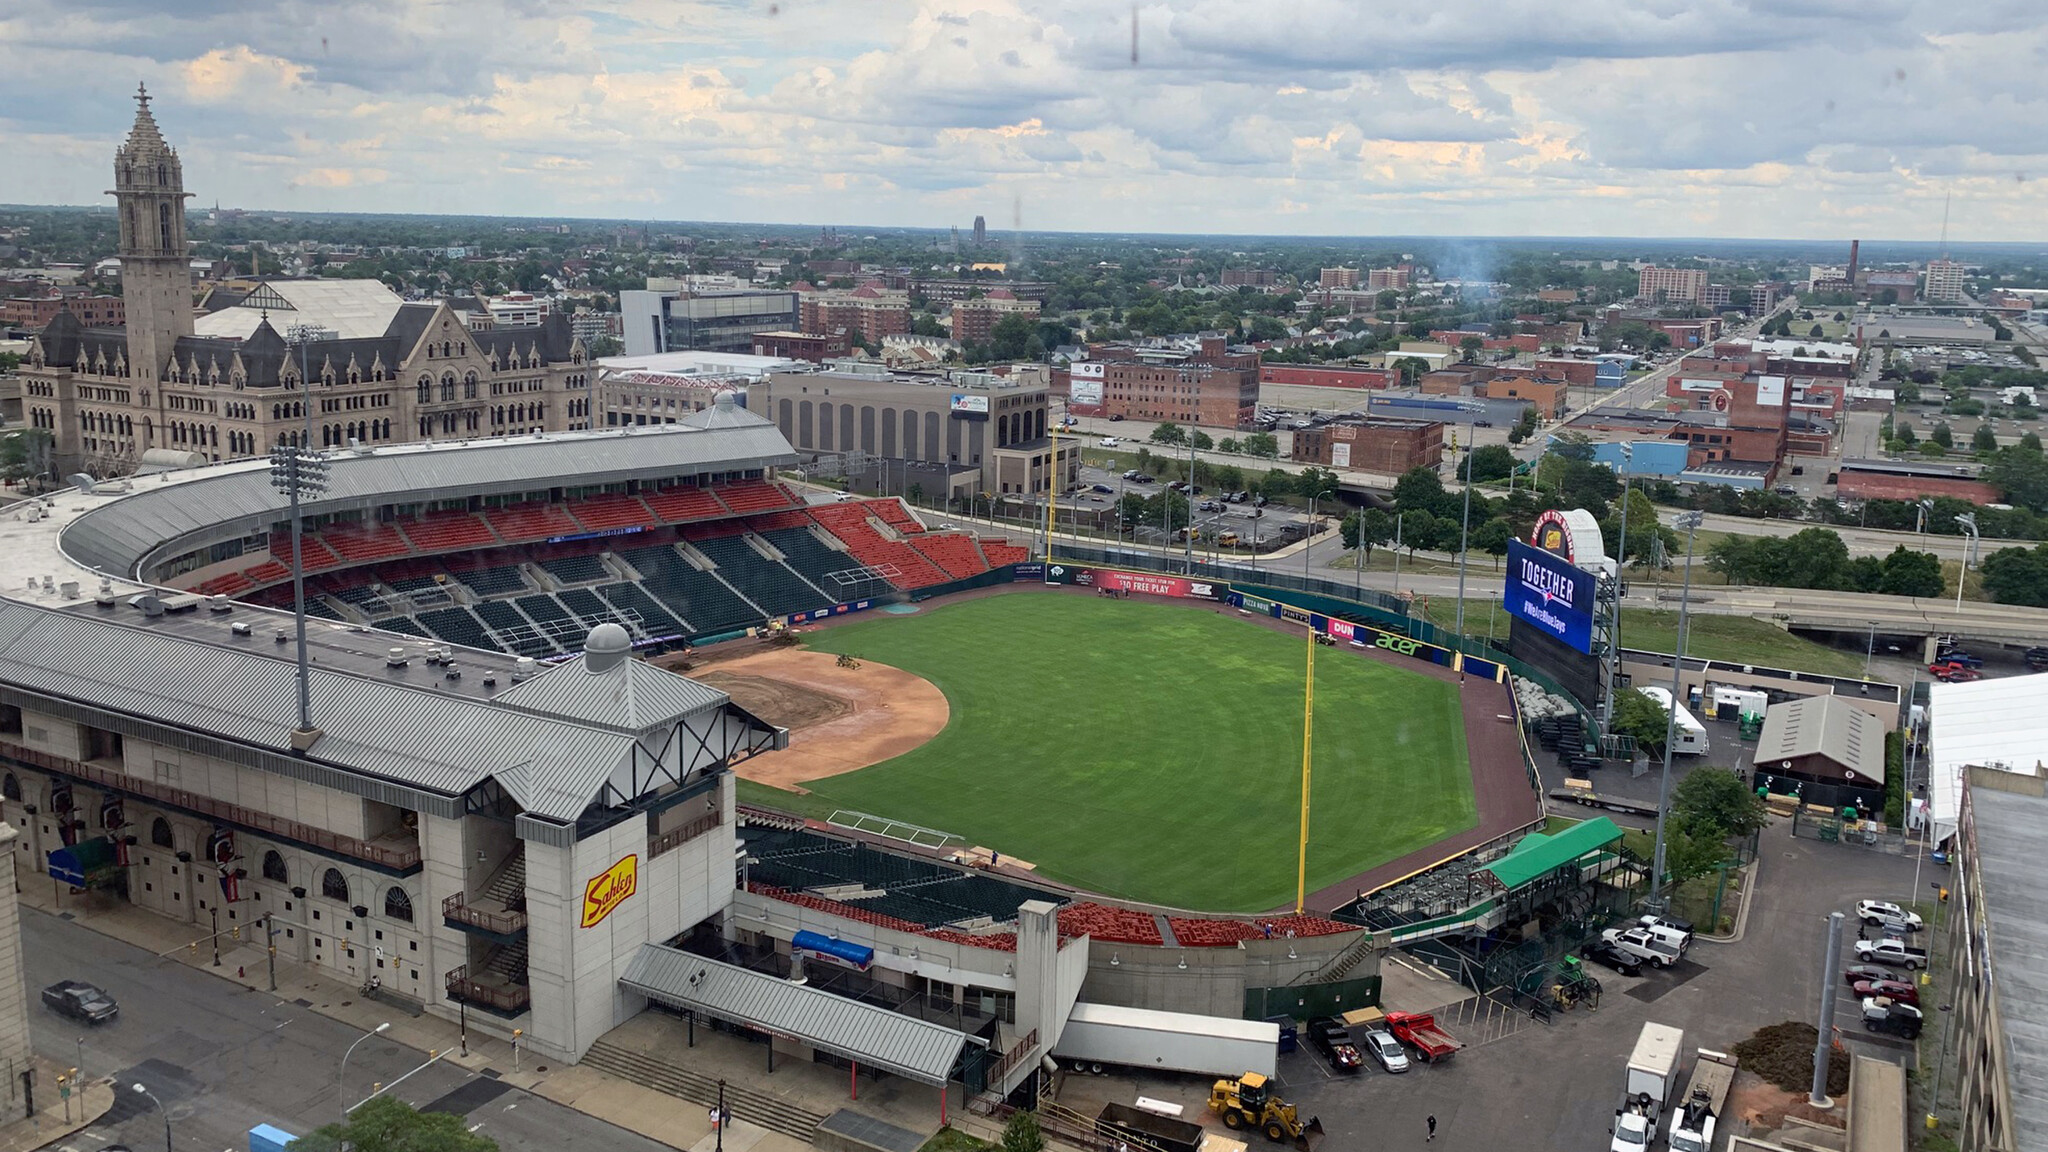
[0,824,29,1091]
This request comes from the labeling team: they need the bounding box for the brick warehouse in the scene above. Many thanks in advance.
[1291,417,1444,472]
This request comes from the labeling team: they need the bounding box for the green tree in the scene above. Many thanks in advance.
[1458,334,1484,363]
[1460,444,1517,483]
[291,1097,499,1152]
[1150,421,1187,446]
[2024,432,2044,453]
[1216,437,1241,455]
[1191,430,1214,450]
[1877,545,1944,597]
[1974,424,1999,453]
[1247,315,1289,341]
[1931,422,1953,449]
[1000,1110,1046,1152]
[1259,467,1297,498]
[0,429,53,485]
[1985,445,2048,511]
[1212,463,1244,492]
[988,312,1042,360]
[1507,406,1539,445]
[911,313,946,338]
[1351,507,1394,554]
[1609,688,1672,758]
[0,351,20,373]
[1671,766,1771,840]
[1808,323,1825,338]
[1392,466,1447,514]
[1981,543,2048,606]
[1661,822,1733,887]
[1297,466,1339,502]
[1471,517,1513,568]
[1242,432,1279,458]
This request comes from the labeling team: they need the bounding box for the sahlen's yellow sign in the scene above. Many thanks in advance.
[581,854,638,928]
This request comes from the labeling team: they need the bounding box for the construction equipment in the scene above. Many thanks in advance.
[1206,1072,1324,1149]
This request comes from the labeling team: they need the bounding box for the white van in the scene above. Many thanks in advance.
[1099,437,1121,448]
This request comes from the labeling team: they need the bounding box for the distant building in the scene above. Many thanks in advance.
[1220,269,1279,288]
[1485,377,1568,419]
[1636,266,1707,304]
[972,216,987,245]
[1536,288,1578,304]
[750,330,851,363]
[911,279,1052,304]
[1290,417,1442,473]
[1258,363,1395,391]
[1366,267,1410,291]
[1,294,125,329]
[620,287,798,356]
[1924,259,1968,303]
[1318,267,1360,289]
[1093,334,1259,429]
[950,290,1040,346]
[1700,283,1732,312]
[1747,282,1782,313]
[568,310,620,348]
[483,292,548,328]
[798,283,911,341]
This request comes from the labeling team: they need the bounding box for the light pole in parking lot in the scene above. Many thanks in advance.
[1953,512,1978,613]
[1452,414,1476,679]
[1647,510,1704,915]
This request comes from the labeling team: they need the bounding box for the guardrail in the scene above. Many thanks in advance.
[445,965,530,1013]
[440,892,527,935]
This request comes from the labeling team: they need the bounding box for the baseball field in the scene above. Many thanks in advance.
[790,593,1476,912]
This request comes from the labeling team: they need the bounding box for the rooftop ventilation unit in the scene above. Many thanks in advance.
[127,594,164,617]
[230,621,252,637]
[386,648,409,668]
[207,595,231,612]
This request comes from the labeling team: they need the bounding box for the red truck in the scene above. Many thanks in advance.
[1384,1011,1461,1063]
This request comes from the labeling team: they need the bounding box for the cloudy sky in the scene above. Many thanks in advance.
[2,0,2043,240]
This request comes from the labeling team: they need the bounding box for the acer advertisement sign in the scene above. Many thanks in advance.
[1506,538,1595,654]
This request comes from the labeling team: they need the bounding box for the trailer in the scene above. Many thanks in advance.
[1384,1011,1461,1063]
[1640,687,1709,755]
[1054,1003,1280,1079]
[1611,1022,1684,1152]
[1669,1048,1738,1152]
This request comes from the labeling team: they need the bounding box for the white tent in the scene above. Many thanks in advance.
[1928,674,2048,844]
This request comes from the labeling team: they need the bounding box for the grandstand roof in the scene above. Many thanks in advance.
[1484,817,1624,891]
[60,424,800,579]
[0,597,712,822]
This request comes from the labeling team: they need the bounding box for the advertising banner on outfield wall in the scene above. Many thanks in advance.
[1227,592,1454,668]
[1045,565,1222,599]
[1506,539,1595,655]
[788,598,876,626]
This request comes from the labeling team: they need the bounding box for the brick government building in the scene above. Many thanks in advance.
[16,88,594,477]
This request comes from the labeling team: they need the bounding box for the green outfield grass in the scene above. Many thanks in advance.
[781,593,1476,912]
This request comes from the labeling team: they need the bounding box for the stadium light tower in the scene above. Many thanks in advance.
[1647,510,1703,914]
[1600,443,1633,736]
[270,346,329,742]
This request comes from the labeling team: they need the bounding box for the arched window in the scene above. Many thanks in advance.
[151,817,174,848]
[1,774,17,801]
[262,850,288,883]
[157,203,171,250]
[321,868,349,902]
[384,887,413,922]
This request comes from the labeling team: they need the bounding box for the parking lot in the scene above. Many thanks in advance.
[1049,833,1936,1150]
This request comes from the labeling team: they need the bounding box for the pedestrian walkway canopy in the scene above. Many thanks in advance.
[1483,817,1625,892]
[621,944,975,1086]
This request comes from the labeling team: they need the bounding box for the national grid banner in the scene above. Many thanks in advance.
[1506,538,1595,654]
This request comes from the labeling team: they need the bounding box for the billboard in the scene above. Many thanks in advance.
[1070,378,1104,406]
[1043,565,1220,599]
[949,393,991,415]
[1506,538,1595,654]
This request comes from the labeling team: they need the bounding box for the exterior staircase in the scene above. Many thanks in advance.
[579,1040,829,1141]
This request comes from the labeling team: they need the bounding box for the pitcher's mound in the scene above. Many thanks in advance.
[690,647,948,791]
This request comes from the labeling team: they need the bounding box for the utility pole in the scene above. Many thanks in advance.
[1649,510,1703,913]
[265,912,277,992]
[1811,912,1846,1108]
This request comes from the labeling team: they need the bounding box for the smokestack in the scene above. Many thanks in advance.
[1846,240,1860,288]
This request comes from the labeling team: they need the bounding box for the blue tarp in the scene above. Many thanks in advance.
[793,929,875,969]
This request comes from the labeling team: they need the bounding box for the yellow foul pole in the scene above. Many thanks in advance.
[1297,622,1316,914]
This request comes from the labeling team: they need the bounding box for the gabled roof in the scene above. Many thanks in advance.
[495,653,727,733]
[192,278,405,341]
[1756,695,1884,780]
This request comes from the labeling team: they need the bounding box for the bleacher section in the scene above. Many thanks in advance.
[483,503,581,543]
[538,554,610,586]
[182,489,1030,658]
[617,546,764,638]
[692,534,826,617]
[807,503,948,588]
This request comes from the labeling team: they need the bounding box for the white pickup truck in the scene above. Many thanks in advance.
[1854,937,1928,971]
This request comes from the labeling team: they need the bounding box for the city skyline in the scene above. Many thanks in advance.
[0,1,2043,242]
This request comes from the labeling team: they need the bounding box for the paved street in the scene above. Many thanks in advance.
[23,908,670,1152]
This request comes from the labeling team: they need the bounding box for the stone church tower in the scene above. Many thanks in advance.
[109,83,193,386]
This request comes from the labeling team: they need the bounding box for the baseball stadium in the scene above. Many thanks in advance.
[0,400,1605,1122]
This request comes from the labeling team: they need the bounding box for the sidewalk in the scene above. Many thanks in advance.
[0,1058,113,1152]
[21,884,919,1150]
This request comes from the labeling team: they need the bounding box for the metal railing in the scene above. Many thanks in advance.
[649,809,722,859]
[440,892,527,936]
[444,965,531,1013]
[0,741,422,870]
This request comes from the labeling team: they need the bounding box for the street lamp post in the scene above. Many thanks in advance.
[132,1083,171,1152]
[1648,510,1705,914]
[1954,512,1979,613]
[1452,418,1476,678]
[338,1022,392,1122]
[1602,444,1634,736]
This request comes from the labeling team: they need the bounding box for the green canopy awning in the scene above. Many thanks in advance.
[1484,818,1624,891]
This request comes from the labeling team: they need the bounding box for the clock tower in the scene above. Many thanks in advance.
[108,83,194,385]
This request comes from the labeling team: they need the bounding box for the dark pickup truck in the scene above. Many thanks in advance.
[1306,1017,1365,1074]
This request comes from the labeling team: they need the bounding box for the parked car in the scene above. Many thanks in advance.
[1934,649,1983,668]
[42,980,118,1024]
[1637,913,1695,939]
[1306,1017,1365,1074]
[1123,469,1142,480]
[1473,419,1493,428]
[1852,979,1920,1006]
[1856,901,1924,930]
[1929,662,1982,682]
[1361,1028,1411,1073]
[1861,997,1924,1039]
[1854,937,1928,970]
[1090,483,1114,494]
[1580,941,1643,977]
[1843,963,1901,986]
[1601,926,1679,969]
[1108,413,1125,421]
[1198,500,1222,512]
[1133,474,1156,484]
[2025,645,2048,670]
[1098,437,1121,448]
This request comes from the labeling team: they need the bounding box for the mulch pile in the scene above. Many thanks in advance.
[1731,1022,1850,1096]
